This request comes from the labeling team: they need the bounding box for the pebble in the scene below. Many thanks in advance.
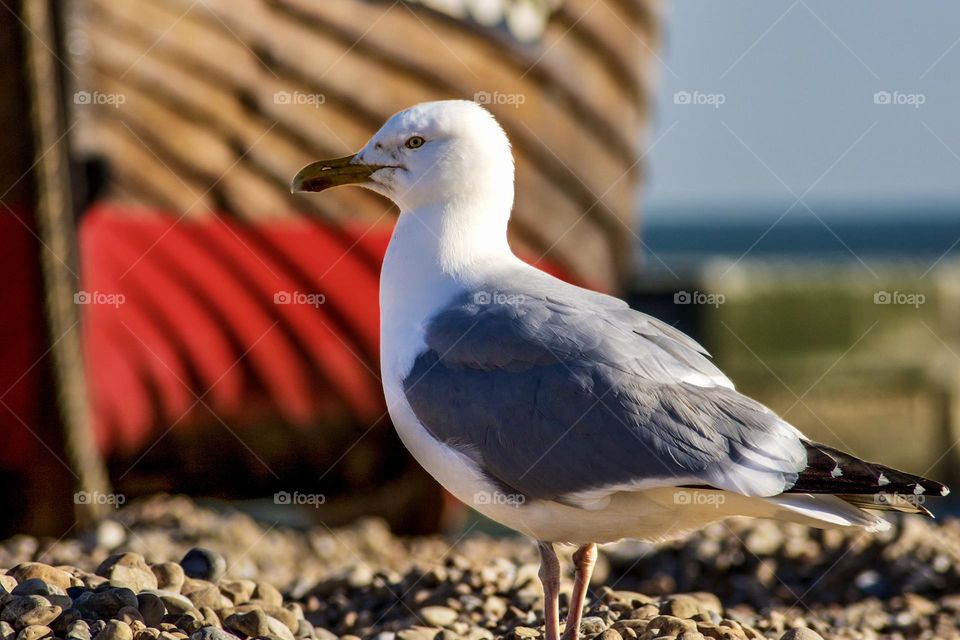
[0,581,15,598]
[181,581,227,610]
[218,582,254,606]
[150,566,185,595]
[6,565,71,592]
[179,551,225,584]
[224,610,269,637]
[15,626,52,640]
[136,593,166,627]
[97,555,158,594]
[395,628,440,640]
[419,607,457,627]
[188,628,232,640]
[778,631,824,640]
[251,583,283,609]
[579,616,606,635]
[140,591,192,615]
[10,579,63,598]
[1,596,62,629]
[64,620,92,640]
[97,621,134,640]
[75,588,139,619]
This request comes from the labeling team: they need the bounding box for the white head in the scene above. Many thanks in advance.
[292,100,515,224]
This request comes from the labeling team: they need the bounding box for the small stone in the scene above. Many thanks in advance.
[677,633,706,640]
[0,622,15,640]
[396,628,441,640]
[116,606,145,625]
[150,565,185,596]
[266,615,295,640]
[188,628,233,640]
[64,620,92,640]
[660,596,712,620]
[294,620,314,640]
[250,584,282,609]
[419,607,458,627]
[197,608,219,629]
[134,631,159,640]
[137,593,166,627]
[224,610,269,638]
[1,596,62,629]
[140,591,192,615]
[179,551,225,584]
[596,631,622,640]
[481,596,506,620]
[509,627,539,639]
[7,565,71,592]
[0,577,17,595]
[311,626,335,640]
[579,617,605,636]
[76,588,139,619]
[93,520,127,551]
[97,621,133,640]
[97,555,158,594]
[181,582,227,611]
[647,616,696,636]
[218,582,254,606]
[11,580,64,598]
[15,626,52,640]
[778,631,824,640]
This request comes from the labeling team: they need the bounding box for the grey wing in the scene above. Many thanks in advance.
[403,285,807,507]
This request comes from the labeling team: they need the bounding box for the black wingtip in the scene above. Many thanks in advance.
[788,441,950,505]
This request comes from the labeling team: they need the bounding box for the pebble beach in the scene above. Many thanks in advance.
[2,496,958,640]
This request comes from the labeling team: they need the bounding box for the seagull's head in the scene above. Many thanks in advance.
[291,100,514,212]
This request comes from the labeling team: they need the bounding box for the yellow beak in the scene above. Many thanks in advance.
[290,154,381,193]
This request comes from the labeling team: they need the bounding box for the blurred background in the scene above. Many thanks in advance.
[1,0,958,538]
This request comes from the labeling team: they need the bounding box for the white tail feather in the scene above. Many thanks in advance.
[764,494,891,532]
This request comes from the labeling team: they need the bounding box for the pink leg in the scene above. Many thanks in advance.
[561,543,597,640]
[537,541,561,640]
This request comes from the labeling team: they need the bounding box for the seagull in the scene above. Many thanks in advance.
[292,100,950,640]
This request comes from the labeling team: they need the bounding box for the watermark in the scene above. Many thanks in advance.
[472,490,526,508]
[274,491,326,508]
[873,90,925,108]
[474,91,526,109]
[74,90,126,108]
[674,290,725,308]
[274,291,326,308]
[673,90,725,109]
[74,491,125,509]
[874,491,925,508]
[873,290,925,308]
[672,489,726,508]
[74,290,125,308]
[273,91,326,107]
[473,291,525,306]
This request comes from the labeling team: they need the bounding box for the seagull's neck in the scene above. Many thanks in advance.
[379,198,517,375]
[385,197,515,285]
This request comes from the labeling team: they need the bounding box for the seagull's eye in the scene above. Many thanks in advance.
[405,136,426,150]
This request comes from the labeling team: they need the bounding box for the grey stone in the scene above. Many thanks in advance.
[179,551,225,584]
[189,627,234,640]
[779,631,824,640]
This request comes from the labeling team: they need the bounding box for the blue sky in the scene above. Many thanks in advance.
[644,1,960,221]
